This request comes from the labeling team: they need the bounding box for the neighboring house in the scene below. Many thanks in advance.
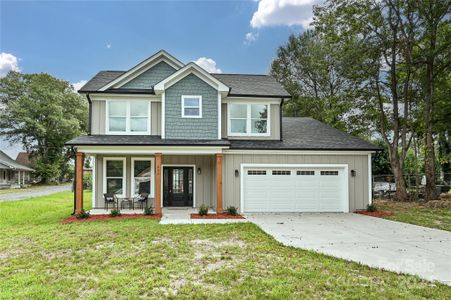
[0,150,34,189]
[66,50,380,214]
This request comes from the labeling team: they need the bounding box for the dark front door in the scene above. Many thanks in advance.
[163,167,194,207]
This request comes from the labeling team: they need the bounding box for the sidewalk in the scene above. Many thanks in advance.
[160,207,248,225]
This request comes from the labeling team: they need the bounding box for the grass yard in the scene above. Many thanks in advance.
[375,200,451,232]
[1,193,450,299]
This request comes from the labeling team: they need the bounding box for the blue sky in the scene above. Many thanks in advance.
[0,0,317,157]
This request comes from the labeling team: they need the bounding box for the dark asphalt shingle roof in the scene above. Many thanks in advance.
[229,117,381,151]
[66,118,380,151]
[65,135,231,147]
[212,74,291,97]
[78,71,291,98]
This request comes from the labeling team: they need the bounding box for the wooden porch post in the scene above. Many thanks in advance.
[216,154,223,213]
[155,153,162,214]
[75,151,84,214]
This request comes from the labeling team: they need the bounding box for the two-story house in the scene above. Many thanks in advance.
[66,50,379,215]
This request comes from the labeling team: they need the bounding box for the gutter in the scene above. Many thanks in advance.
[280,98,284,141]
[86,94,92,135]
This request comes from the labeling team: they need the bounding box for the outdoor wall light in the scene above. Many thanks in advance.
[197,168,201,175]
[351,170,356,177]
[235,169,239,177]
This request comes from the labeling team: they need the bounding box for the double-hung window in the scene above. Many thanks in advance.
[181,95,202,118]
[229,103,269,136]
[132,158,154,197]
[104,158,126,197]
[107,100,150,134]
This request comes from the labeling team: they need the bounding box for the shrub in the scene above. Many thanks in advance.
[75,210,90,219]
[198,204,209,216]
[226,206,238,216]
[83,173,92,190]
[367,204,377,212]
[144,207,154,215]
[110,208,121,217]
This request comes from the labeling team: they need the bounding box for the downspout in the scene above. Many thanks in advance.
[71,146,76,215]
[86,94,92,135]
[280,98,284,141]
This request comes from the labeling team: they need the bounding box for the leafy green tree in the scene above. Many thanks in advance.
[0,72,88,183]
[270,30,368,135]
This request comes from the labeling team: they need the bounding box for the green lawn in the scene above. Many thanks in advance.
[1,193,450,299]
[375,200,451,232]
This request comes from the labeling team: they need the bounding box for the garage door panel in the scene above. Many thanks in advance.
[243,165,347,213]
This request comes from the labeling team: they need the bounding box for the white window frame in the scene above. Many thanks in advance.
[105,100,151,135]
[181,95,202,118]
[103,157,126,197]
[228,103,271,137]
[131,157,155,198]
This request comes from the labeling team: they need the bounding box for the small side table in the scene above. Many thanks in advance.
[120,198,133,210]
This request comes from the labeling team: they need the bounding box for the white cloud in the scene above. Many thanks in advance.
[72,80,88,92]
[0,53,20,77]
[193,57,222,73]
[250,0,319,29]
[244,32,259,44]
[106,43,112,49]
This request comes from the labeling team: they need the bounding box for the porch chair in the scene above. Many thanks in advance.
[134,192,149,210]
[103,193,118,211]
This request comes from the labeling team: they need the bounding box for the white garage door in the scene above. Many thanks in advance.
[242,165,348,213]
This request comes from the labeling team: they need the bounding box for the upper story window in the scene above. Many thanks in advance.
[228,103,269,136]
[106,100,150,134]
[181,95,202,118]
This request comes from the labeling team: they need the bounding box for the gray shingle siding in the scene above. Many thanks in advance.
[121,61,176,89]
[165,74,218,140]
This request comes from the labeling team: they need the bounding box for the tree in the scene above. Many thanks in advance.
[270,30,367,135]
[0,72,88,183]
[415,0,450,200]
[313,0,424,201]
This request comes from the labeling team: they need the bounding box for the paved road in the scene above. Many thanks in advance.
[0,184,72,202]
[247,213,451,285]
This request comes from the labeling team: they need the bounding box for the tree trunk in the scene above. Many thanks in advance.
[389,147,409,201]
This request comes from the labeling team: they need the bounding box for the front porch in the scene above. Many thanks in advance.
[73,150,224,215]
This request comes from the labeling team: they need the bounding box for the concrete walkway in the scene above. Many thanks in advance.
[160,207,249,225]
[0,184,72,202]
[247,213,451,285]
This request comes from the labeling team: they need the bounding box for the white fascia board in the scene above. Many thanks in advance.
[224,150,376,155]
[223,97,282,104]
[99,50,184,91]
[90,94,160,101]
[154,62,229,94]
[76,145,229,155]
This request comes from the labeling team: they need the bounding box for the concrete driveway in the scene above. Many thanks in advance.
[246,213,451,285]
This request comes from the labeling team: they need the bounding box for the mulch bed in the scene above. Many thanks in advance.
[191,213,245,219]
[355,211,395,217]
[61,214,161,224]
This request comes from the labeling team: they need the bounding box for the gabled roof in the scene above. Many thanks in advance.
[98,50,184,91]
[15,152,32,167]
[0,150,34,171]
[212,74,291,98]
[77,50,291,98]
[153,62,229,95]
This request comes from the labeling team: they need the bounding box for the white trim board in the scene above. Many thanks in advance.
[224,150,376,155]
[77,146,228,155]
[368,153,372,205]
[160,164,196,208]
[154,62,229,95]
[239,163,349,214]
[92,155,96,208]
